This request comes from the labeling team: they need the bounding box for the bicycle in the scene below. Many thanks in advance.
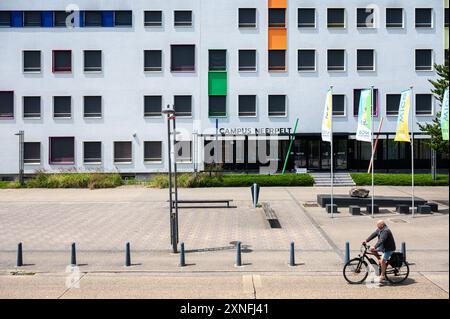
[343,243,410,285]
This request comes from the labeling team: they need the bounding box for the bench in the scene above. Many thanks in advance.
[262,203,281,228]
[171,199,233,208]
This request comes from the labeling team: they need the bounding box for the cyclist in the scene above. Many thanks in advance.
[363,219,396,282]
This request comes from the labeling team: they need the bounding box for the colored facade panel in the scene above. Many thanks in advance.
[446,0,449,50]
[79,11,84,27]
[269,28,287,50]
[102,11,114,27]
[208,72,227,96]
[268,0,287,9]
[11,11,23,27]
[41,11,53,27]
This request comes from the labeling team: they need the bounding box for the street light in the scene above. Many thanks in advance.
[162,105,179,253]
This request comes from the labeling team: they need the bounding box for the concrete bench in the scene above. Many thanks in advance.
[366,204,379,214]
[428,202,439,212]
[171,199,233,208]
[326,204,338,214]
[396,205,410,215]
[349,206,361,215]
[418,205,432,214]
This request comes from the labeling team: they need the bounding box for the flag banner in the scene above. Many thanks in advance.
[442,88,449,141]
[321,89,333,142]
[356,89,373,143]
[394,89,412,143]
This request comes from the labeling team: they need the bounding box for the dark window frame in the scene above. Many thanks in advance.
[24,142,41,165]
[83,141,102,164]
[238,8,257,28]
[327,49,346,71]
[0,11,12,27]
[171,45,195,72]
[298,8,316,28]
[175,141,192,163]
[238,95,257,117]
[268,50,286,72]
[208,96,227,118]
[53,11,71,27]
[49,137,75,165]
[268,95,286,117]
[84,50,102,72]
[23,50,41,73]
[386,94,402,116]
[332,94,346,116]
[0,91,14,119]
[209,50,227,71]
[415,94,433,116]
[353,89,379,117]
[23,11,42,27]
[83,96,102,118]
[144,141,163,163]
[23,96,41,119]
[174,10,192,27]
[269,8,286,28]
[144,95,162,117]
[144,50,162,72]
[357,8,375,28]
[327,8,346,28]
[239,50,257,72]
[114,141,133,163]
[174,95,192,117]
[144,10,162,27]
[114,11,133,27]
[415,49,433,71]
[52,50,72,73]
[357,49,375,71]
[415,8,433,28]
[298,49,316,72]
[386,8,404,28]
[84,11,102,27]
[53,96,72,118]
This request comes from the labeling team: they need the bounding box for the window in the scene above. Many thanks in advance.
[327,50,345,71]
[171,45,195,72]
[357,49,375,71]
[144,141,162,162]
[238,95,256,117]
[23,96,41,118]
[238,8,256,28]
[53,50,72,73]
[84,50,102,72]
[144,50,162,72]
[357,8,375,28]
[24,142,41,164]
[416,8,433,28]
[0,91,14,118]
[174,95,192,117]
[84,96,102,118]
[268,95,286,117]
[209,50,226,71]
[49,137,75,164]
[114,142,132,163]
[53,96,71,118]
[298,8,315,28]
[269,51,286,71]
[0,11,11,27]
[386,94,401,116]
[328,8,345,28]
[54,11,71,27]
[24,11,41,27]
[174,11,192,27]
[84,11,102,27]
[269,9,286,28]
[332,95,346,116]
[84,142,102,164]
[114,11,132,26]
[23,51,41,73]
[298,50,316,72]
[239,50,256,71]
[446,8,449,28]
[209,96,226,117]
[144,96,162,117]
[175,141,192,163]
[144,11,162,27]
[353,89,379,116]
[416,94,433,115]
[386,8,404,28]
[416,49,433,71]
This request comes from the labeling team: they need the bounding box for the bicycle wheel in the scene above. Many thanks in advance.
[385,262,410,284]
[343,258,369,284]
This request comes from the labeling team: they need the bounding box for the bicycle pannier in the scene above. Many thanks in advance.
[389,252,404,267]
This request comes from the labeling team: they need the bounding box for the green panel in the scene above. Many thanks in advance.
[208,72,227,96]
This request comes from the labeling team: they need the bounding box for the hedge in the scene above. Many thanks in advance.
[350,173,449,186]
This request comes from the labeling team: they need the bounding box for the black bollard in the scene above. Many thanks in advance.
[235,241,242,267]
[71,243,77,266]
[289,242,295,266]
[125,242,131,267]
[179,243,186,267]
[17,243,23,267]
[401,242,406,262]
[344,242,350,264]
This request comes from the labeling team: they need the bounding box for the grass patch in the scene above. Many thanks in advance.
[0,181,20,189]
[350,173,449,186]
[24,172,124,189]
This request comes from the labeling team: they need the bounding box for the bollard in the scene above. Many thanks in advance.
[401,242,406,262]
[125,242,131,267]
[250,183,260,208]
[179,242,186,267]
[344,242,350,264]
[71,243,77,266]
[17,243,23,267]
[289,242,295,267]
[235,241,242,267]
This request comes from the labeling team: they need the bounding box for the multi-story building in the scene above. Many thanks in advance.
[0,0,448,178]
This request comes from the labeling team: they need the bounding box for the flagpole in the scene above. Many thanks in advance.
[330,86,334,219]
[371,86,375,219]
[410,86,415,218]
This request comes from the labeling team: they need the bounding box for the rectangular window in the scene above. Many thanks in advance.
[238,95,256,117]
[114,141,132,163]
[23,50,41,73]
[144,96,162,117]
[84,11,102,27]
[24,142,41,164]
[84,50,102,72]
[114,11,132,26]
[144,50,162,72]
[174,95,192,117]
[174,10,192,27]
[353,89,379,116]
[386,8,404,28]
[386,94,401,116]
[209,50,227,71]
[327,50,345,71]
[416,94,433,115]
[54,11,71,27]
[328,8,345,28]
[53,96,71,118]
[269,51,286,71]
[357,49,375,71]
[332,95,346,116]
[53,50,72,73]
[171,45,195,72]
[446,8,449,28]
[238,8,256,28]
[357,8,375,28]
[0,91,14,118]
[84,142,102,164]
[269,8,286,28]
[144,11,162,27]
[175,141,192,163]
[209,96,226,117]
[416,49,433,71]
[144,141,162,162]
[24,11,42,27]
[298,8,315,28]
[0,11,11,27]
[49,137,75,164]
[298,49,316,72]
[416,8,433,28]
[268,95,286,117]
[84,96,102,118]
[23,96,41,118]
[239,50,256,71]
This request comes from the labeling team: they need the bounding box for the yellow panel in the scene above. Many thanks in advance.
[268,28,287,50]
[268,0,287,9]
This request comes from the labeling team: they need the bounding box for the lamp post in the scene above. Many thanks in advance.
[162,106,179,253]
[14,130,24,186]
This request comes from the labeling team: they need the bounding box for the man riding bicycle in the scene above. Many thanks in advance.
[363,219,396,282]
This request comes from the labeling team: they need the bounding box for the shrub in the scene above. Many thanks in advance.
[24,172,124,189]
[350,173,449,186]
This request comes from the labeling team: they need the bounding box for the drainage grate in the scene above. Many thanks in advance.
[268,219,282,228]
[262,203,282,229]
[303,202,319,208]
[390,218,408,224]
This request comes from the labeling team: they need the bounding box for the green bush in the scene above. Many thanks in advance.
[24,172,124,189]
[350,173,449,186]
[0,181,20,189]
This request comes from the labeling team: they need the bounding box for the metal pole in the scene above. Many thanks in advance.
[15,131,25,186]
[330,86,334,219]
[166,114,175,252]
[371,86,375,219]
[172,117,179,250]
[410,87,415,218]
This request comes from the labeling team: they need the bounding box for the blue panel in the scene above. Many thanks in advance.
[102,11,114,27]
[79,10,84,27]
[42,11,53,27]
[11,11,23,27]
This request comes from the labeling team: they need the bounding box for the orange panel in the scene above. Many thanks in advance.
[268,28,287,50]
[268,0,287,9]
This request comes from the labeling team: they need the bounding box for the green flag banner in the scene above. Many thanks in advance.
[356,89,372,143]
[442,88,449,141]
